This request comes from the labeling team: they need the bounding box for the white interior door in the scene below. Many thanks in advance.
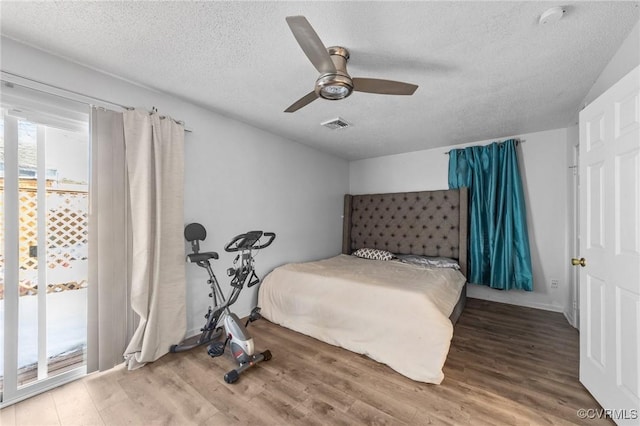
[578,65,640,424]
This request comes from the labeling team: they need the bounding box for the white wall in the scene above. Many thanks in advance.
[350,128,573,313]
[1,38,349,335]
[581,20,640,108]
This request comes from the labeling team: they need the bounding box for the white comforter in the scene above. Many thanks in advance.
[258,254,466,384]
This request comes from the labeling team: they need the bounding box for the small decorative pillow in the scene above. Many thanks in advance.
[395,254,460,270]
[352,248,395,261]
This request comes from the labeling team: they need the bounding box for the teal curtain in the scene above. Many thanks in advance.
[448,139,533,291]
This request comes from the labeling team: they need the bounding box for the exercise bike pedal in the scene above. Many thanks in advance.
[247,307,262,323]
[207,341,226,358]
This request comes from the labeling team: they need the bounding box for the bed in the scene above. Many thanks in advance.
[258,188,468,384]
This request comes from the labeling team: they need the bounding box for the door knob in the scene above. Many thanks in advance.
[571,257,586,267]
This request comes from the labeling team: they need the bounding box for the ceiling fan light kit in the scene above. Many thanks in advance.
[315,46,353,100]
[284,16,418,113]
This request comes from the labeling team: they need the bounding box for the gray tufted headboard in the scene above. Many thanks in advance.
[342,187,469,278]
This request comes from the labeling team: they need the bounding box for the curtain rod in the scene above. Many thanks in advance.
[444,139,525,155]
[1,70,192,132]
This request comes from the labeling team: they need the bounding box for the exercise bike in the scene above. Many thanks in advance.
[170,223,275,384]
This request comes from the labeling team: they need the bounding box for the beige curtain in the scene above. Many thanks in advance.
[123,109,186,370]
[87,108,134,372]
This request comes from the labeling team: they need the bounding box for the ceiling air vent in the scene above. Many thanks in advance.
[321,117,351,130]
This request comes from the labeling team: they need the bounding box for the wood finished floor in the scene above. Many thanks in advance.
[0,298,610,426]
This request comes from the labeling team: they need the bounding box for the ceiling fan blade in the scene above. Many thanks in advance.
[352,78,418,95]
[284,91,318,113]
[286,16,336,75]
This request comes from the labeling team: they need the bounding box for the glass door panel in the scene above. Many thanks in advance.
[17,120,40,387]
[1,82,90,405]
[44,125,89,380]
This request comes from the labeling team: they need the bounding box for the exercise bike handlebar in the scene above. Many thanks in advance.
[255,232,276,250]
[224,231,276,252]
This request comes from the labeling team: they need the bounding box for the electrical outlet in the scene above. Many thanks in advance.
[551,279,559,289]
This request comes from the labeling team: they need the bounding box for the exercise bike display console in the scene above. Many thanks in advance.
[225,231,276,252]
[171,225,276,384]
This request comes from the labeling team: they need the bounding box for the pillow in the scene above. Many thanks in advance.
[395,254,460,270]
[352,248,395,261]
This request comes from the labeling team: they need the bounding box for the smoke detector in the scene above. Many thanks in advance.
[539,7,565,25]
[321,117,351,130]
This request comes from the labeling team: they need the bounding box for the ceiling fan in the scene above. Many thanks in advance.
[284,16,419,113]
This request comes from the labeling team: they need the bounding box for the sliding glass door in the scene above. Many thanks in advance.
[1,82,90,405]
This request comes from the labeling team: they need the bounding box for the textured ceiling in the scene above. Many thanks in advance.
[1,1,638,160]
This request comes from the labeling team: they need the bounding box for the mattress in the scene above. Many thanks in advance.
[258,254,466,384]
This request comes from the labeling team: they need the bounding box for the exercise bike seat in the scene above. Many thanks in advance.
[184,223,218,263]
[187,251,219,263]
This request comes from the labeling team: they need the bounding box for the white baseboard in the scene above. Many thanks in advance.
[564,310,576,328]
[467,289,565,313]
